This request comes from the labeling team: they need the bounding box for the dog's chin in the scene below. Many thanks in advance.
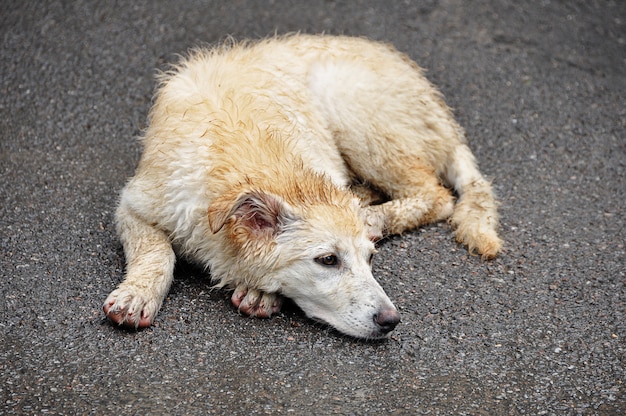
[355,330,394,341]
[310,316,392,341]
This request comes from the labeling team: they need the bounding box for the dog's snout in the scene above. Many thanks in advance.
[374,308,401,334]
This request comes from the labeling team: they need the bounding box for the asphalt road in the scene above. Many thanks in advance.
[1,1,624,414]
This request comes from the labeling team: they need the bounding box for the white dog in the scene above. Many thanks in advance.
[103,34,501,339]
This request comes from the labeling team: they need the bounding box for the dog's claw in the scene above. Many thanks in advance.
[103,288,156,329]
[231,286,282,318]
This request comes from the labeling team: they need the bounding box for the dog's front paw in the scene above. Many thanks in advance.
[103,286,160,329]
[231,285,283,318]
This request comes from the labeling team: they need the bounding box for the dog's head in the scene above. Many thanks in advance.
[208,186,400,339]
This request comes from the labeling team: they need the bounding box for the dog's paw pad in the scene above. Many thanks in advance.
[103,288,157,329]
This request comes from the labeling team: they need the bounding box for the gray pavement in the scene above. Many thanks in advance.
[1,1,624,414]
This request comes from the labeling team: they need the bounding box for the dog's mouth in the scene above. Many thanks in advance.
[308,307,400,340]
[313,318,397,340]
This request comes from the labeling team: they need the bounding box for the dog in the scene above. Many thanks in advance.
[103,34,502,339]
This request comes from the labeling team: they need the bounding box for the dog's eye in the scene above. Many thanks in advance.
[315,254,339,267]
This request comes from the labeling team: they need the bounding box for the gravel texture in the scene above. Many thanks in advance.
[1,1,624,414]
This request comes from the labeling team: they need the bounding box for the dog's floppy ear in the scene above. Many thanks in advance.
[208,189,296,236]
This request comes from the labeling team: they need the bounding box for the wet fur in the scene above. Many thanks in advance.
[103,34,501,338]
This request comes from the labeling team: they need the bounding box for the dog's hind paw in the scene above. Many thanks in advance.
[362,206,385,241]
[231,286,283,318]
[460,231,503,259]
[103,287,159,329]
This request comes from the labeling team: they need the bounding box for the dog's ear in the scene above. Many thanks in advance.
[208,189,296,237]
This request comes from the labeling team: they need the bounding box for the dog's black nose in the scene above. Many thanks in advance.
[374,308,401,334]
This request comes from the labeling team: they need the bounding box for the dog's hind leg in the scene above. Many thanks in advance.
[103,201,176,328]
[444,144,502,258]
[363,162,455,237]
[364,147,502,259]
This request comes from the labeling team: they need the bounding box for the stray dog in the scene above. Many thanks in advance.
[103,34,502,339]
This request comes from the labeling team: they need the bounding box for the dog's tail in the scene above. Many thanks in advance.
[444,143,502,258]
